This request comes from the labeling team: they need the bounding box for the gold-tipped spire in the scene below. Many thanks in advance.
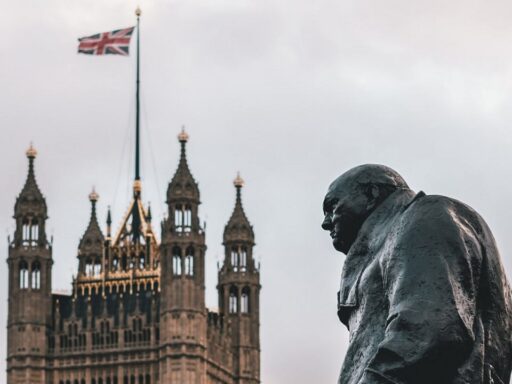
[135,6,142,17]
[89,187,99,202]
[26,142,37,159]
[233,172,245,188]
[178,126,189,143]
[133,179,142,194]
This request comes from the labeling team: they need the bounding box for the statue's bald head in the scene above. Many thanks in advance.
[322,165,409,253]
[329,164,409,197]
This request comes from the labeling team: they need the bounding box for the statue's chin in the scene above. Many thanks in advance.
[333,238,349,255]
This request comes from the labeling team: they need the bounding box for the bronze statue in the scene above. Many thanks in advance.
[322,164,512,384]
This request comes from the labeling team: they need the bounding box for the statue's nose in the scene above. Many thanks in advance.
[321,215,332,231]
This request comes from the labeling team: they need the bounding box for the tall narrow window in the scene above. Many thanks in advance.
[229,286,238,313]
[19,261,29,289]
[85,259,93,277]
[240,247,247,272]
[175,205,183,232]
[231,247,238,272]
[94,258,102,276]
[30,220,39,244]
[241,287,250,313]
[22,221,30,245]
[31,261,41,289]
[112,257,119,271]
[172,247,182,276]
[185,247,194,276]
[21,219,39,246]
[184,205,192,232]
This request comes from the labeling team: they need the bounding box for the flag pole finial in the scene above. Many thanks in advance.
[135,6,142,17]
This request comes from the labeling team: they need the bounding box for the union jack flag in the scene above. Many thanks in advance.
[78,26,135,56]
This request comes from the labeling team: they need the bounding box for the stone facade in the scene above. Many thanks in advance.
[6,133,261,384]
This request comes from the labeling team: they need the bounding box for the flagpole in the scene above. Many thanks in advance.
[135,6,141,190]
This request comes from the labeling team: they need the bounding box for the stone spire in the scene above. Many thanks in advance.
[14,143,47,219]
[167,127,200,204]
[223,173,254,244]
[79,188,104,252]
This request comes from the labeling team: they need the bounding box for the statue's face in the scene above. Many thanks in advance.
[322,184,372,254]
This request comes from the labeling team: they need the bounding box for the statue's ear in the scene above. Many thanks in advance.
[365,184,380,211]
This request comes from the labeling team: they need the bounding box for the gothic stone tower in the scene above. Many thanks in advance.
[6,133,261,384]
[7,145,53,384]
[160,129,208,383]
[218,174,261,384]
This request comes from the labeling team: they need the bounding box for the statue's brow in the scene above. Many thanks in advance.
[323,197,337,213]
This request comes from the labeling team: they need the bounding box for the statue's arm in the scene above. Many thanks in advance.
[359,204,481,384]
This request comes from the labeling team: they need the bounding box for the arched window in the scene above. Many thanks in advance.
[121,254,127,271]
[31,261,41,289]
[85,259,93,277]
[19,261,29,289]
[240,247,247,272]
[229,286,238,313]
[172,247,182,276]
[175,204,192,233]
[112,257,119,271]
[241,287,250,313]
[94,258,102,276]
[175,204,183,232]
[22,220,30,245]
[231,247,238,272]
[31,220,39,244]
[21,219,39,246]
[184,205,192,232]
[185,247,194,276]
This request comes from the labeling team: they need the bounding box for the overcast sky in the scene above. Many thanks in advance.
[3,0,512,383]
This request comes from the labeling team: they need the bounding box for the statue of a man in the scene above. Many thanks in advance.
[321,164,512,384]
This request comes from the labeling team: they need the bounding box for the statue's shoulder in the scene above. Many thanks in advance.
[401,193,488,238]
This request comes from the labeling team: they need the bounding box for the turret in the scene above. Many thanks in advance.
[77,188,105,278]
[159,128,208,383]
[218,174,261,384]
[165,127,201,233]
[7,144,52,384]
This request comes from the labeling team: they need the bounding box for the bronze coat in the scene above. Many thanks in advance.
[337,190,512,384]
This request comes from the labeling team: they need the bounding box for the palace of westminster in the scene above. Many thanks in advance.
[6,130,261,384]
